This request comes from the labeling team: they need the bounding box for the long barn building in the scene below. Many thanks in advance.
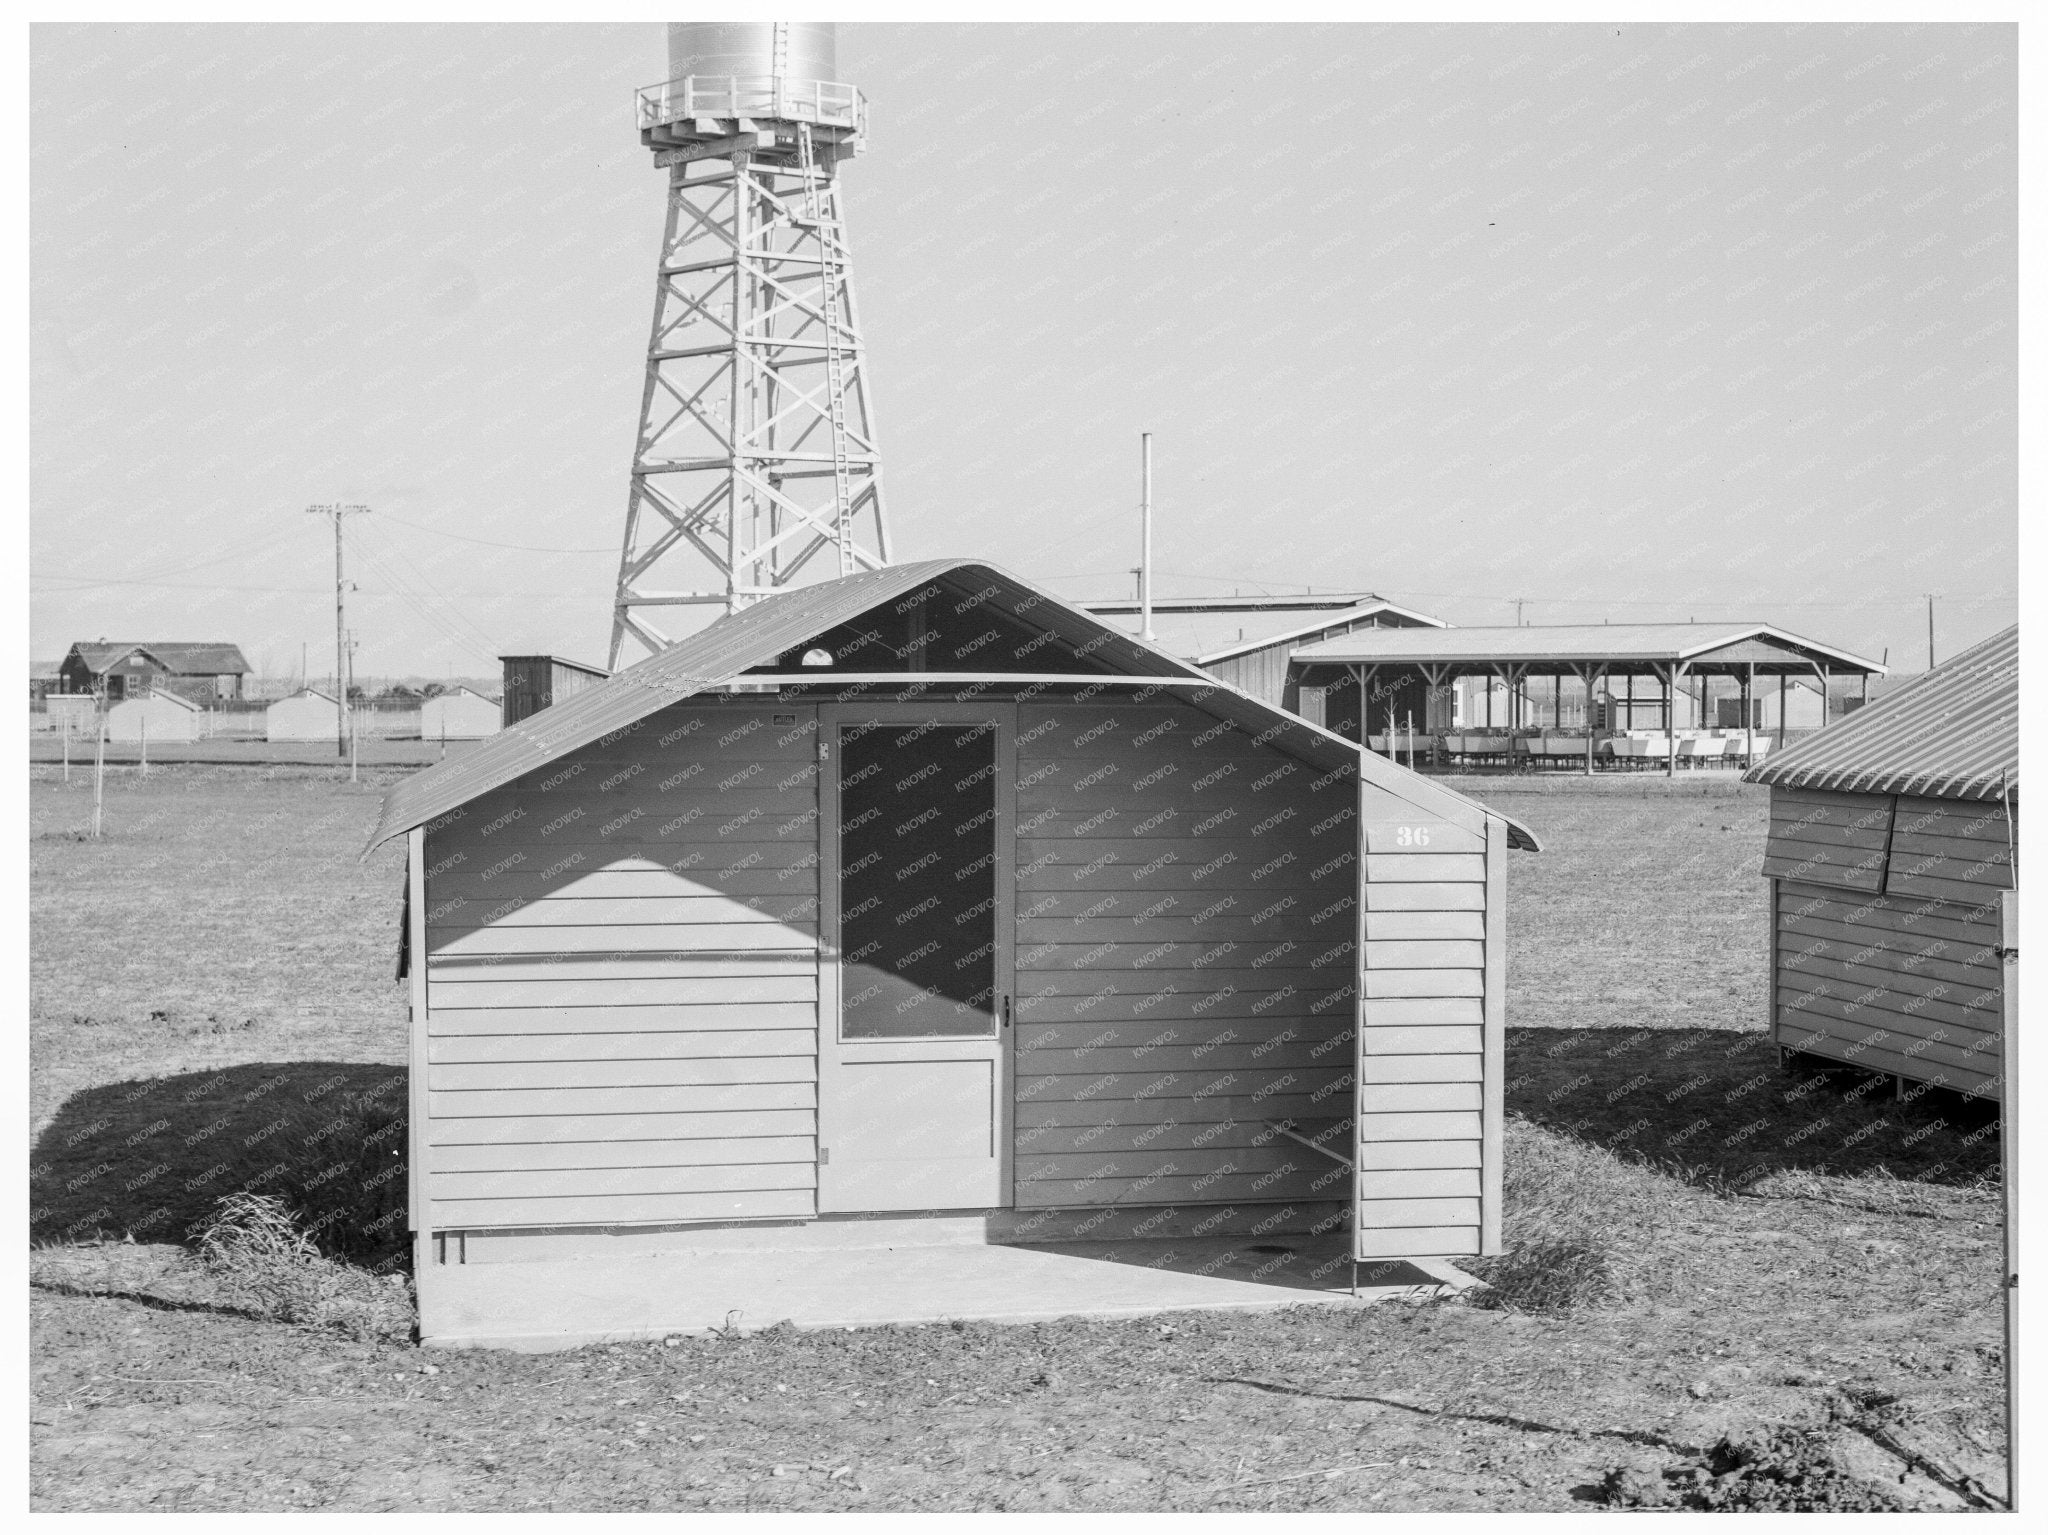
[367,561,1540,1346]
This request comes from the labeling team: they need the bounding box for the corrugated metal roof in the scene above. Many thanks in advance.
[68,641,253,675]
[365,558,1539,853]
[1746,625,2017,802]
[1293,621,1886,672]
[1194,602,1448,665]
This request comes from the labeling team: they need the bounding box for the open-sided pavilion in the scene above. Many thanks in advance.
[1290,622,1887,777]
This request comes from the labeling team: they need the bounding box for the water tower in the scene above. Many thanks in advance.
[609,21,892,665]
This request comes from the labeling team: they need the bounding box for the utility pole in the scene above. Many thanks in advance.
[1926,593,1937,670]
[1139,432,1155,644]
[1514,597,1527,627]
[308,504,367,758]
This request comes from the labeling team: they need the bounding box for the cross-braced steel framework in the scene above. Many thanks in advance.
[610,133,889,666]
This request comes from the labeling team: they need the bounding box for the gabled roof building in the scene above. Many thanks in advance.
[368,559,1541,1349]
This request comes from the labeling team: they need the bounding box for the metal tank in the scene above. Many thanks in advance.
[668,21,838,87]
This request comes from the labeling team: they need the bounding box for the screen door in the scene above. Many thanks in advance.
[817,705,1013,1212]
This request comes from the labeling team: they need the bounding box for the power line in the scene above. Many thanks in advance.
[353,521,504,658]
[32,573,332,595]
[372,511,614,555]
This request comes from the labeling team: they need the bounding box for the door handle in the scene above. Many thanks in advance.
[1002,995,1012,1029]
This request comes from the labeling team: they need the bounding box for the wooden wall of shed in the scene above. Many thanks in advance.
[418,702,822,1233]
[1009,699,1362,1211]
[1768,787,2013,1100]
[1774,878,2005,1098]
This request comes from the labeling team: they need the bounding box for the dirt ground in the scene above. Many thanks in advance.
[28,764,2011,1511]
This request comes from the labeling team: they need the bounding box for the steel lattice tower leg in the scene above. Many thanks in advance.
[610,148,890,667]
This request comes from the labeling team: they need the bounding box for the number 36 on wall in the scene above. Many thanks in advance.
[1393,826,1431,847]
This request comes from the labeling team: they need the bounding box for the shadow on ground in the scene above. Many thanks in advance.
[31,1063,407,1266]
[1505,1026,1999,1189]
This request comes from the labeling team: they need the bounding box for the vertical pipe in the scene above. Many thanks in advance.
[91,718,105,839]
[140,714,148,777]
[1997,820,2018,1511]
[334,510,348,760]
[62,712,69,784]
[1139,432,1155,644]
[1927,593,1937,670]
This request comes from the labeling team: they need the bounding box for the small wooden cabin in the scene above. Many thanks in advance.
[499,654,609,728]
[1748,624,2017,1099]
[106,689,202,743]
[367,561,1538,1339]
[421,687,501,741]
[267,688,342,743]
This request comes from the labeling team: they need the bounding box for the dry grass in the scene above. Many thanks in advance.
[192,1194,413,1343]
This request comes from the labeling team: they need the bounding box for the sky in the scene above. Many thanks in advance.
[30,21,2017,681]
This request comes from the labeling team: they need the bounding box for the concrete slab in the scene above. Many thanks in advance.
[419,1234,1477,1351]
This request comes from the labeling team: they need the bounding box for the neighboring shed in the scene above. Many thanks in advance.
[421,688,501,741]
[366,559,1540,1344]
[499,654,609,727]
[267,688,342,743]
[105,689,202,743]
[1746,624,2017,1100]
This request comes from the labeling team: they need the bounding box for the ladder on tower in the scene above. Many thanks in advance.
[798,123,856,574]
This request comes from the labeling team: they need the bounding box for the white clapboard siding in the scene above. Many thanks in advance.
[427,975,815,1011]
[1356,1225,1477,1258]
[1361,1054,1484,1084]
[427,922,818,957]
[419,703,824,1235]
[432,1108,815,1145]
[429,1029,814,1064]
[1353,1139,1482,1170]
[429,1081,814,1119]
[1354,780,1496,1261]
[432,1189,815,1228]
[1365,882,1487,912]
[1365,910,1486,941]
[433,895,820,927]
[1364,1025,1483,1055]
[432,1136,813,1173]
[427,1002,816,1037]
[430,1162,813,1202]
[429,1055,814,1092]
[1364,997,1485,1026]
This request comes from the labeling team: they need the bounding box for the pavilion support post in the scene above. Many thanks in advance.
[1778,673,1788,751]
[1419,664,1450,767]
[1664,665,1679,778]
[1814,662,1830,730]
[1744,661,1755,768]
[1583,666,1601,776]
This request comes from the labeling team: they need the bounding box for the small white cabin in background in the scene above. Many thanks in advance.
[267,688,342,743]
[421,688,501,741]
[106,689,202,743]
